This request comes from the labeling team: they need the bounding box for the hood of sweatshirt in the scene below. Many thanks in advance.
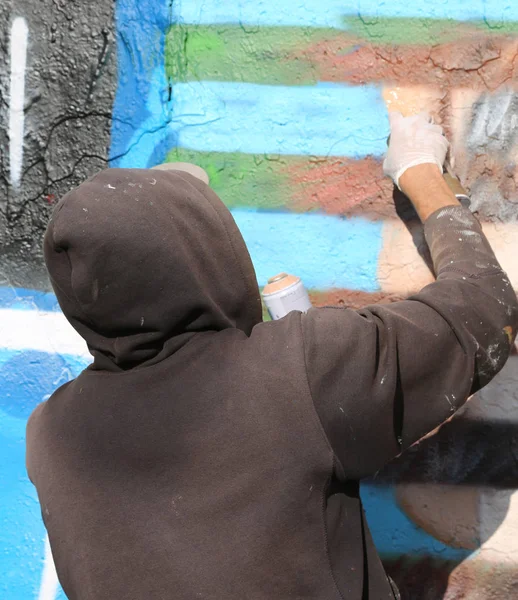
[44,168,262,371]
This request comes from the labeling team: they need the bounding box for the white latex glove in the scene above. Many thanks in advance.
[383,112,449,189]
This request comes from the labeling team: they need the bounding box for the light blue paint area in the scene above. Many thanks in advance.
[0,286,60,311]
[173,0,518,28]
[117,76,389,168]
[361,483,471,561]
[232,210,383,290]
[0,349,89,599]
[169,81,389,158]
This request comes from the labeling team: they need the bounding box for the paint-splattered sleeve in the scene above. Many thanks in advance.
[302,206,518,480]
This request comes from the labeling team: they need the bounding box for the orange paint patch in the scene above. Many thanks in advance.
[504,326,514,345]
[289,157,396,219]
[301,36,518,91]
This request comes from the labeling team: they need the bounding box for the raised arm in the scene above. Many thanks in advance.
[302,114,518,480]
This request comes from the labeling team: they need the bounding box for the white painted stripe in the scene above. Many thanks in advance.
[0,309,89,357]
[37,536,59,600]
[9,17,28,188]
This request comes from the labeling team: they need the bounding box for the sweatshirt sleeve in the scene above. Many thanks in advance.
[302,206,518,480]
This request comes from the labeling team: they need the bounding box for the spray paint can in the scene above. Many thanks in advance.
[262,273,312,320]
[443,158,471,209]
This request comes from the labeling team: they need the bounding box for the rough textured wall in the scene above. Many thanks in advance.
[0,0,117,289]
[1,1,518,598]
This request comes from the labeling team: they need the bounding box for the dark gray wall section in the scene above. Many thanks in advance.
[0,0,117,289]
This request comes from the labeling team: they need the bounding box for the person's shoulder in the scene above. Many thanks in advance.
[26,400,45,433]
[249,311,304,342]
[27,379,75,429]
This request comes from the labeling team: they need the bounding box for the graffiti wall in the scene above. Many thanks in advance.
[1,0,517,598]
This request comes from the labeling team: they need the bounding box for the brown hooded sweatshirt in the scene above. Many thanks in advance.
[27,168,518,600]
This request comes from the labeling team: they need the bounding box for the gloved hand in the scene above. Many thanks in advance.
[383,112,449,190]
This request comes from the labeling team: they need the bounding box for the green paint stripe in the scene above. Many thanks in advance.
[165,148,304,210]
[166,24,335,85]
[165,21,518,84]
[342,16,518,45]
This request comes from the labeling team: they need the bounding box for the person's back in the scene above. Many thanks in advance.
[27,321,372,599]
[27,116,518,599]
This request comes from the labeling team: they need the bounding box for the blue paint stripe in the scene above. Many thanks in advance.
[170,82,389,158]
[0,287,60,311]
[117,79,389,168]
[360,483,471,561]
[173,0,518,28]
[233,210,382,290]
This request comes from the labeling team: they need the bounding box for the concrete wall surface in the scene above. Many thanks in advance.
[1,0,518,598]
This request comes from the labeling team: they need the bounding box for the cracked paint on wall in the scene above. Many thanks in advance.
[0,0,117,289]
[1,0,518,599]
